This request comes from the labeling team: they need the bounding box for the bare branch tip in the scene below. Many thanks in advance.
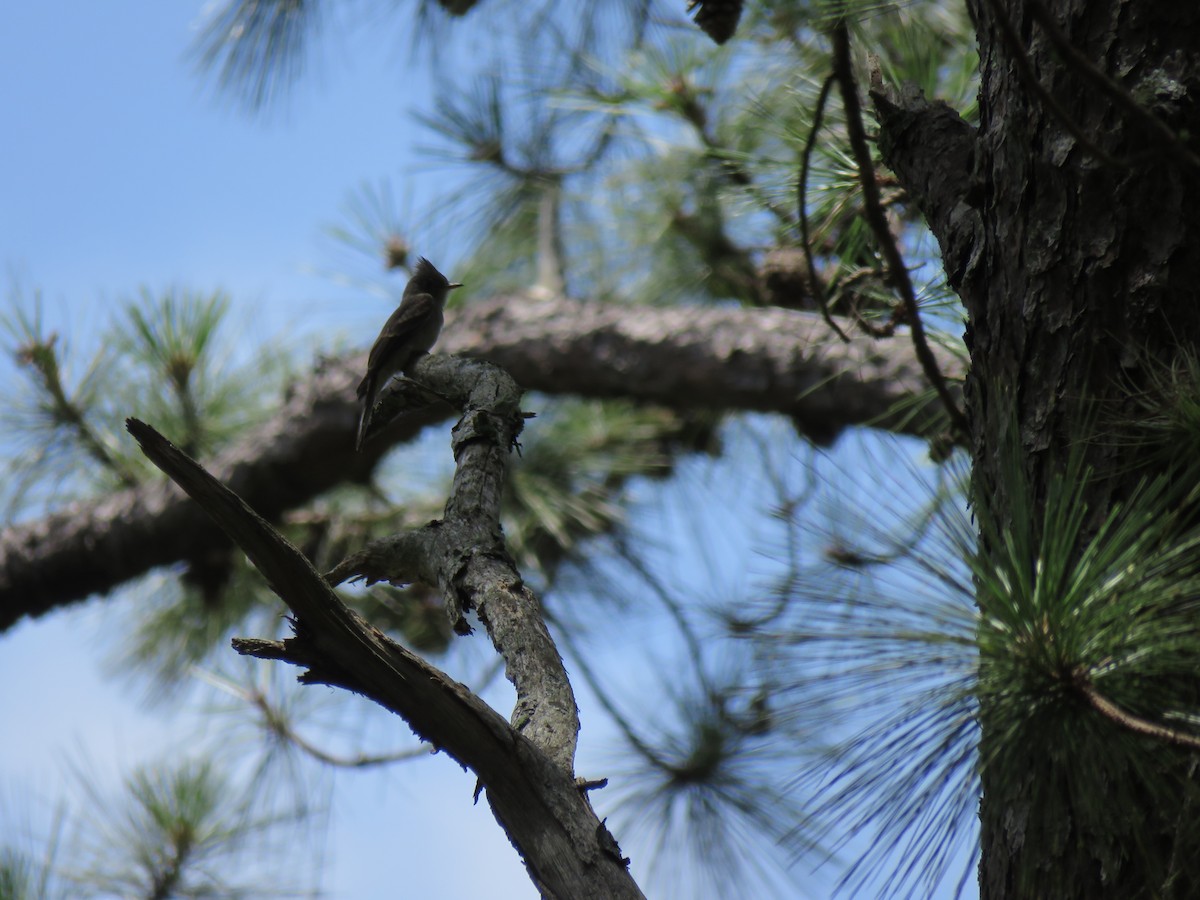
[577,776,609,793]
[231,636,289,660]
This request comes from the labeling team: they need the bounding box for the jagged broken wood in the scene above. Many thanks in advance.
[124,352,645,899]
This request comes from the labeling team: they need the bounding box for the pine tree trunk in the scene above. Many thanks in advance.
[964,1,1200,896]
[876,0,1200,895]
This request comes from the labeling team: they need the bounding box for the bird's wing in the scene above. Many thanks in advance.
[364,292,437,374]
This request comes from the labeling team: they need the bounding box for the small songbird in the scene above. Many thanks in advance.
[356,257,462,450]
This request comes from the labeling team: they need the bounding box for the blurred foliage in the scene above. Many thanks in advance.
[1,285,291,515]
[61,758,314,898]
[502,399,721,585]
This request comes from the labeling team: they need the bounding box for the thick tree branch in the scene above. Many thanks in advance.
[1,295,963,632]
[443,295,958,432]
[0,357,437,631]
[125,414,642,899]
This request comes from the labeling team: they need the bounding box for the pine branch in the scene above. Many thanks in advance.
[1072,672,1200,753]
[1,294,962,632]
[14,334,137,486]
[247,683,431,768]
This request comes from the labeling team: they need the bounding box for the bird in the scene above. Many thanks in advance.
[356,257,462,450]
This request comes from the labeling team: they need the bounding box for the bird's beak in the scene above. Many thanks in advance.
[448,282,464,290]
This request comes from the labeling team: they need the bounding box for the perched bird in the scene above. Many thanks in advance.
[356,257,462,450]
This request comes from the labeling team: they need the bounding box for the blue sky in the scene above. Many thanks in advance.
[0,2,451,345]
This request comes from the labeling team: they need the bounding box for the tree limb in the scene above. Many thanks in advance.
[125,406,643,899]
[443,294,958,432]
[1,294,963,632]
[329,353,581,770]
[0,356,422,631]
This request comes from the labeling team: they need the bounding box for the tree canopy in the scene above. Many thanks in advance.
[5,1,1200,898]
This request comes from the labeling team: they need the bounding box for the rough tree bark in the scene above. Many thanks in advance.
[873,0,1200,895]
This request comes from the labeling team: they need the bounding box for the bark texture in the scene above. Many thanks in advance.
[875,0,1200,895]
[444,295,954,436]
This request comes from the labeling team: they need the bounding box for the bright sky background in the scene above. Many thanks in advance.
[0,4,978,899]
[0,2,464,345]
